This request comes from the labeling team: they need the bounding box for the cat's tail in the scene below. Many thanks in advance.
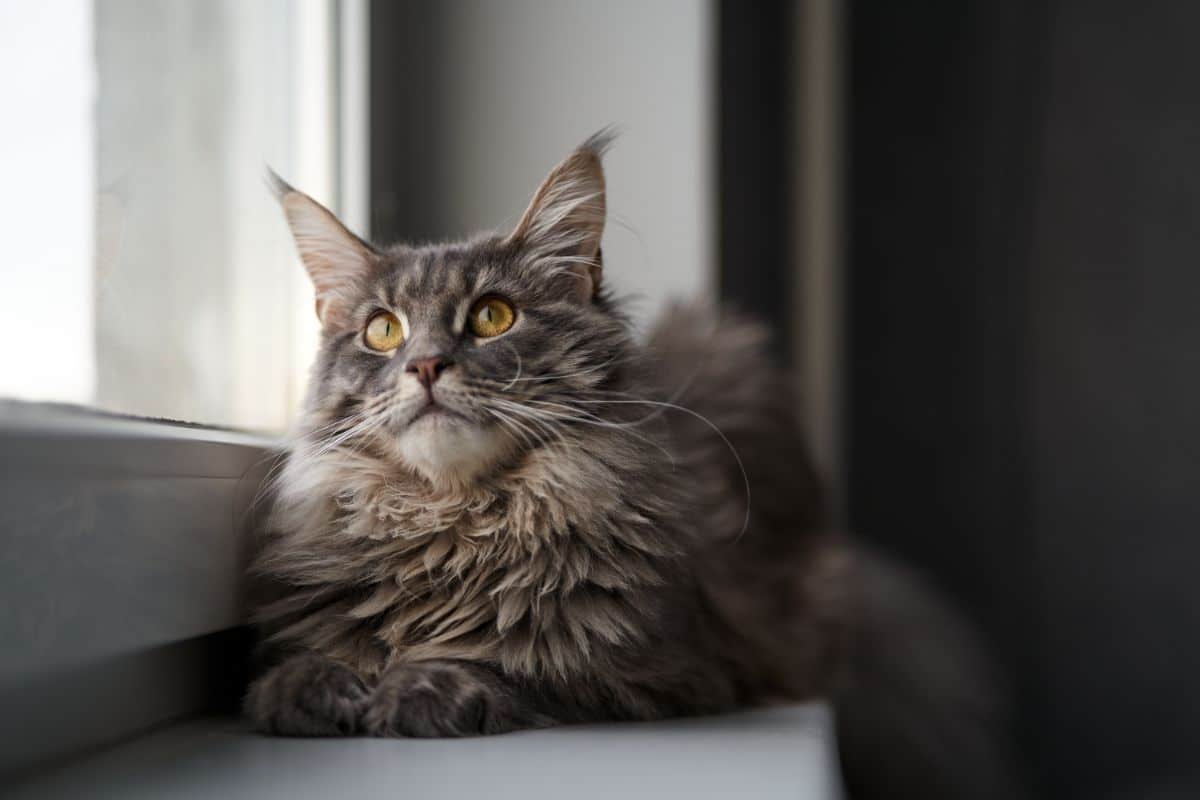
[834,548,1031,800]
[644,301,1028,796]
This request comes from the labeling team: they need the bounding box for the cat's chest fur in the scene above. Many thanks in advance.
[261,442,681,679]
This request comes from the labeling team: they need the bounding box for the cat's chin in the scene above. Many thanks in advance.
[394,412,512,488]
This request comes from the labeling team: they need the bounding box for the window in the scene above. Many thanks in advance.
[0,0,367,432]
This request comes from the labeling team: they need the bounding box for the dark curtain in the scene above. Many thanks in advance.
[849,1,1200,797]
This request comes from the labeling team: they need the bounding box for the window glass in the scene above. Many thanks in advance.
[0,0,360,431]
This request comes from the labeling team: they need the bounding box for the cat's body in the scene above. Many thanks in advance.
[251,301,842,724]
[247,134,1023,798]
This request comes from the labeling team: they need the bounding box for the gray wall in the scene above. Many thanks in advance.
[371,0,714,326]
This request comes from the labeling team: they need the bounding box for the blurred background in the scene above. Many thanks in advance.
[3,1,1200,798]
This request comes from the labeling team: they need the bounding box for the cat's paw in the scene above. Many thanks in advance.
[245,653,369,736]
[362,661,505,738]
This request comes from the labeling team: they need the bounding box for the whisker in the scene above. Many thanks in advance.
[572,397,752,540]
[476,353,635,387]
[307,395,404,459]
[484,398,574,447]
[244,397,397,517]
[499,396,675,465]
[491,407,557,451]
[501,341,523,391]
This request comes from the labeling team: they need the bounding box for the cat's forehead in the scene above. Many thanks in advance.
[377,240,511,304]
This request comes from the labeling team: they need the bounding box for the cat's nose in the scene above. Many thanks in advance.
[406,356,453,389]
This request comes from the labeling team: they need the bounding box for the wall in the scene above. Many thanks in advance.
[371,0,714,327]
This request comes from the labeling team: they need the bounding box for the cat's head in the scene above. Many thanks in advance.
[273,131,633,487]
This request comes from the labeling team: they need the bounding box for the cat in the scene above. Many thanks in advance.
[245,132,1025,799]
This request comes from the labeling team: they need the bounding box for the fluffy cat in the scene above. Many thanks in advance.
[246,132,1023,799]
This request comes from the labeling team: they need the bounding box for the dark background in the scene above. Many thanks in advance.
[846,1,1197,798]
[848,2,1200,797]
[369,2,1200,797]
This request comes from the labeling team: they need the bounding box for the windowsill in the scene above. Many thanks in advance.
[0,399,278,450]
[6,706,844,800]
[0,400,274,677]
[0,401,277,775]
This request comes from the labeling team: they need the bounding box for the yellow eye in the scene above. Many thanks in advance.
[364,311,404,351]
[468,296,516,338]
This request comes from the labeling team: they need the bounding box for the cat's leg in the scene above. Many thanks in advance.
[245,652,370,736]
[362,660,555,737]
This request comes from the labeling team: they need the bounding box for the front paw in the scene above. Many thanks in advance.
[245,653,369,736]
[363,661,510,738]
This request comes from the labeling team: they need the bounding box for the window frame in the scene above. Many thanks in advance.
[0,0,368,775]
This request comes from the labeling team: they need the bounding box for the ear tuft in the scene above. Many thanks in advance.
[264,166,295,201]
[506,129,616,302]
[579,125,619,159]
[268,168,376,328]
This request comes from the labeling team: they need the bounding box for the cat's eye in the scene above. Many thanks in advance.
[468,296,516,338]
[364,311,404,351]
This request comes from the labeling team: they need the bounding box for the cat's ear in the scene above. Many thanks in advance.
[268,169,376,328]
[505,130,614,303]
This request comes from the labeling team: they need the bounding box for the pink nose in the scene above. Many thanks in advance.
[406,356,452,388]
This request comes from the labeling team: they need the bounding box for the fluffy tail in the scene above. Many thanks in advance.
[834,550,1029,800]
[642,302,1026,796]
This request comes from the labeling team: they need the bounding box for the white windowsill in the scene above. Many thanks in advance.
[7,706,844,800]
[0,401,276,775]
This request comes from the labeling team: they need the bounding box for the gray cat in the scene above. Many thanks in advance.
[246,132,1025,799]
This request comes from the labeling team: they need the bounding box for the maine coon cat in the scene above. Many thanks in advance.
[246,133,1023,799]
